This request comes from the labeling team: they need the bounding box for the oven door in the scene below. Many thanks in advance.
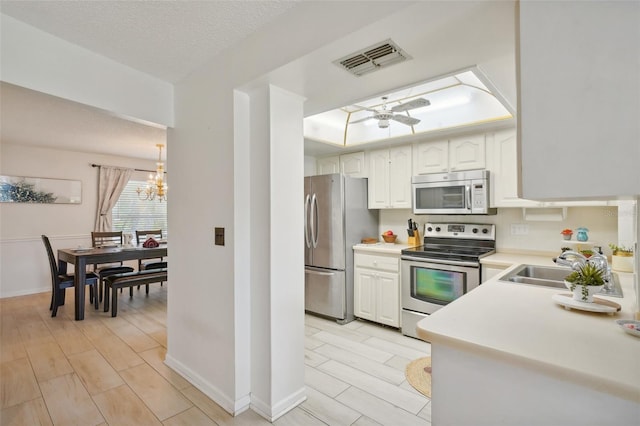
[401,256,480,314]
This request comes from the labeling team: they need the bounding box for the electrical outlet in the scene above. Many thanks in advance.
[215,227,225,246]
[510,224,529,236]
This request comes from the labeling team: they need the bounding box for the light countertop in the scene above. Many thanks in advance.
[416,265,639,402]
[353,242,415,255]
[480,251,558,268]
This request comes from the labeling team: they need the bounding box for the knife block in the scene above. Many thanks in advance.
[408,230,421,247]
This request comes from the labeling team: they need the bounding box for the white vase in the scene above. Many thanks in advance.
[564,280,603,303]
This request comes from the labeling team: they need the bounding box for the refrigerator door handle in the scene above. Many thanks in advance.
[304,194,311,248]
[311,193,318,248]
[305,268,336,277]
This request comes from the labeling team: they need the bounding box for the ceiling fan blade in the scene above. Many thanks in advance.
[391,97,430,112]
[391,114,421,126]
[349,116,375,124]
[351,104,379,113]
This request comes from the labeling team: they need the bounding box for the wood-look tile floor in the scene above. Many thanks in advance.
[0,286,431,425]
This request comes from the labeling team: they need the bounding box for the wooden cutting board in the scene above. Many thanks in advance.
[552,293,621,314]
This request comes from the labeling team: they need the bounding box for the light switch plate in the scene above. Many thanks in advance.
[215,227,225,246]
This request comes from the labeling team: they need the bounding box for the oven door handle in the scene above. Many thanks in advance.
[401,255,479,268]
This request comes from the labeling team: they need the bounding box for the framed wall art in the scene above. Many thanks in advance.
[0,175,82,204]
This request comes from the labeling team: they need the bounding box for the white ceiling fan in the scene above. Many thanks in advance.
[349,96,430,128]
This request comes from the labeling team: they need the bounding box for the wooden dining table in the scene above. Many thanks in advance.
[58,244,168,320]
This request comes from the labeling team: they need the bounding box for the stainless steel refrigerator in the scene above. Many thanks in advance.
[304,173,378,324]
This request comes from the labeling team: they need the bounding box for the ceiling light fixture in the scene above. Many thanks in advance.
[137,144,167,202]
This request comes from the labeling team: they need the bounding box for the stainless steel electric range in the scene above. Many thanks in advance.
[400,222,496,339]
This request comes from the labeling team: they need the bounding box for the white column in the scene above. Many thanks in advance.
[242,84,306,421]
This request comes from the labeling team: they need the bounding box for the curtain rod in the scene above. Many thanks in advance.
[90,163,160,174]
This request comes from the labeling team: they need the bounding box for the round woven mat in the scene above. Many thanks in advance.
[405,356,431,398]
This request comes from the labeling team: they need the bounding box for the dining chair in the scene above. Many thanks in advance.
[91,231,135,300]
[135,229,164,270]
[42,235,99,317]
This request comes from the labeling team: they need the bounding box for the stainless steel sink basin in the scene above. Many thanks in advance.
[499,264,623,297]
[500,265,572,289]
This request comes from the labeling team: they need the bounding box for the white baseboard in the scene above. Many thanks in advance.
[164,353,250,415]
[0,286,49,299]
[251,387,307,422]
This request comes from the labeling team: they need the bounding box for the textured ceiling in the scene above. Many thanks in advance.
[0,0,300,83]
[0,0,301,160]
[0,82,167,160]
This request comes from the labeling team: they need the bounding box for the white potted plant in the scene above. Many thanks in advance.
[564,263,604,303]
[609,243,634,273]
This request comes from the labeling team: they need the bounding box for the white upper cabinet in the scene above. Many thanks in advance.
[449,134,486,171]
[368,145,412,209]
[414,140,448,174]
[316,156,339,175]
[414,135,485,175]
[316,152,367,177]
[487,129,609,208]
[487,129,541,208]
[340,151,367,177]
[519,1,640,199]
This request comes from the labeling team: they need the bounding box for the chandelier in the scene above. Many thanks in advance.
[137,144,167,201]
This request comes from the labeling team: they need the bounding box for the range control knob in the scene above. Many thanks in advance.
[482,228,489,234]
[435,227,441,232]
[426,226,433,232]
[472,228,478,234]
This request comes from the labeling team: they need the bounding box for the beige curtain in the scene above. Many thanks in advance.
[94,166,133,231]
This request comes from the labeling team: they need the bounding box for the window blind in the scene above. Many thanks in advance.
[112,180,167,237]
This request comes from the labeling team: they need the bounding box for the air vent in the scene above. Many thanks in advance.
[333,39,411,76]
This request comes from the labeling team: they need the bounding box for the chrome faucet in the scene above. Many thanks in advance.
[553,251,588,271]
[553,250,612,286]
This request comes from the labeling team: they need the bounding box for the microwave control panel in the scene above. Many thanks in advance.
[472,183,486,208]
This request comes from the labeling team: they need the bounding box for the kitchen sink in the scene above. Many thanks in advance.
[499,264,623,297]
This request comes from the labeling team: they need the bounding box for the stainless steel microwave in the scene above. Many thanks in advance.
[412,170,496,215]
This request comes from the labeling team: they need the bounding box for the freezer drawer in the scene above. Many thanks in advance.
[305,267,345,319]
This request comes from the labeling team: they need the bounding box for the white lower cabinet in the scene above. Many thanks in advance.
[482,264,507,282]
[354,252,400,327]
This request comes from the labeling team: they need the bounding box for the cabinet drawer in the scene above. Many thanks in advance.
[354,253,399,272]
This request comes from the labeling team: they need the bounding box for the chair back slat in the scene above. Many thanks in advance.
[41,235,59,286]
[135,230,162,245]
[91,231,124,248]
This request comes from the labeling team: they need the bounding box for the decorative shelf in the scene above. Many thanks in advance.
[522,207,567,221]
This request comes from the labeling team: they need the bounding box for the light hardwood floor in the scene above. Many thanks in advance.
[0,285,431,425]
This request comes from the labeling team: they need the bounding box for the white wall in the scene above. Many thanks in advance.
[0,14,173,127]
[0,143,159,297]
[379,206,620,256]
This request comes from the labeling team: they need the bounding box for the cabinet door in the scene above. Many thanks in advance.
[354,268,376,321]
[490,129,542,208]
[376,271,399,327]
[368,149,390,209]
[449,134,486,171]
[519,1,639,199]
[316,156,340,175]
[340,152,367,177]
[482,265,507,282]
[414,140,448,174]
[388,145,412,208]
